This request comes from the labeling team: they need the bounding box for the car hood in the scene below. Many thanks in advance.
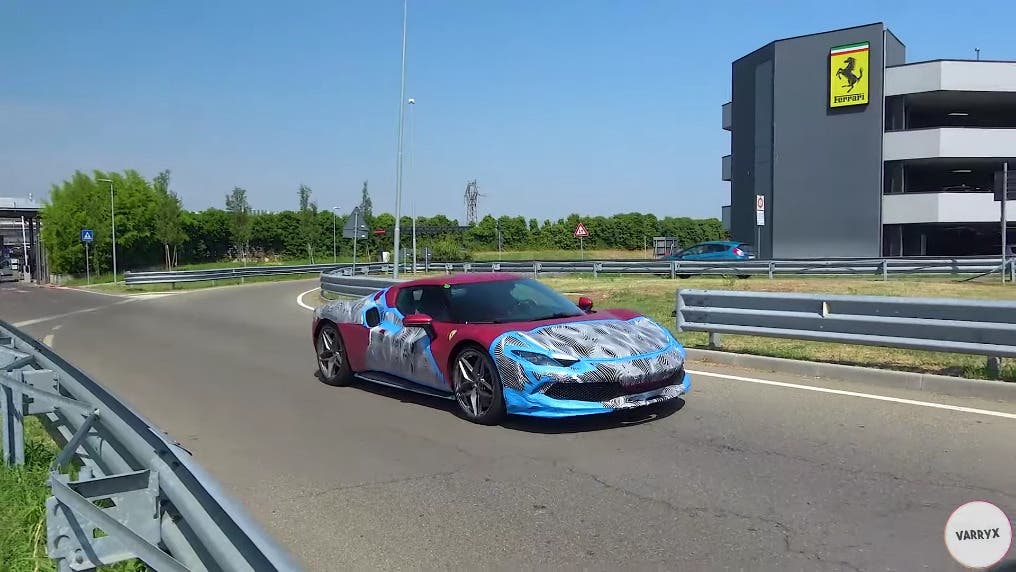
[498,316,676,361]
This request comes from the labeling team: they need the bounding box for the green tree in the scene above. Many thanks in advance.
[40,170,161,274]
[225,187,253,264]
[152,169,187,269]
[298,184,319,262]
[359,180,373,220]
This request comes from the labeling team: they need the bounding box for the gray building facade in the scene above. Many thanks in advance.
[722,22,1016,258]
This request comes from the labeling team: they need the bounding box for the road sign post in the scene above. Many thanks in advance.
[342,208,369,274]
[755,196,765,258]
[574,222,589,260]
[80,229,94,285]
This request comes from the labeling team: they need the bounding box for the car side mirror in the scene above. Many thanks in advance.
[403,313,433,328]
[577,296,594,312]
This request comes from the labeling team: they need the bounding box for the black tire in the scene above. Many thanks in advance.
[316,322,353,386]
[451,345,507,425]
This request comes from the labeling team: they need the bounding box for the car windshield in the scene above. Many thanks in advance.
[445,278,585,324]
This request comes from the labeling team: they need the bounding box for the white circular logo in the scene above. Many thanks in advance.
[944,501,1013,569]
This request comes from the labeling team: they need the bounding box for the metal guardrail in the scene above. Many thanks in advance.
[0,320,302,571]
[675,289,1016,376]
[353,257,1014,279]
[123,263,349,285]
[126,256,1015,285]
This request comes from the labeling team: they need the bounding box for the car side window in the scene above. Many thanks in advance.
[395,287,423,315]
[707,244,728,253]
[364,307,381,328]
[683,245,704,255]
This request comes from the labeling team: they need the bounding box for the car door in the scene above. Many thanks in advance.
[678,245,707,260]
[363,285,448,390]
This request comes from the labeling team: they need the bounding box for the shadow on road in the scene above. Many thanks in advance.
[315,371,686,434]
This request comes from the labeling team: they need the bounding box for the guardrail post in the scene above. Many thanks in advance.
[593,262,602,278]
[674,290,684,331]
[444,263,452,275]
[533,262,540,277]
[670,262,677,279]
[493,263,501,272]
[986,356,1002,379]
[881,260,888,281]
[768,262,774,280]
[708,332,723,349]
[463,263,472,273]
[1,383,25,466]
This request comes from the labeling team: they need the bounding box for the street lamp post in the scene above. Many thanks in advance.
[392,0,408,279]
[332,207,340,263]
[97,178,117,284]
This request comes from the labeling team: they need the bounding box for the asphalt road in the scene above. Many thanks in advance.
[3,279,1015,571]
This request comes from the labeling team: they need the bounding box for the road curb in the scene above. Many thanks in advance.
[685,348,1016,402]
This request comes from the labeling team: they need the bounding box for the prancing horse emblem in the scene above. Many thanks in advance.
[836,56,863,93]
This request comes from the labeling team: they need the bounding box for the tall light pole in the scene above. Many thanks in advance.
[392,0,408,279]
[408,96,417,273]
[332,206,340,263]
[97,178,117,284]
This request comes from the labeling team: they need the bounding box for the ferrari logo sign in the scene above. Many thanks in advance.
[829,41,869,108]
[573,222,589,238]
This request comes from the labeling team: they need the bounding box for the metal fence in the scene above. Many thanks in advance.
[123,263,349,286]
[123,256,1015,286]
[675,289,1016,376]
[0,320,302,571]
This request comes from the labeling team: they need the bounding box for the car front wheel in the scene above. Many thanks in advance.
[316,323,353,386]
[452,346,506,425]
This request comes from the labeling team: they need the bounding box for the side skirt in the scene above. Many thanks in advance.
[354,371,455,400]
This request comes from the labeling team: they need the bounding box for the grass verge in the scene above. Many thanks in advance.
[540,275,1016,383]
[0,418,145,571]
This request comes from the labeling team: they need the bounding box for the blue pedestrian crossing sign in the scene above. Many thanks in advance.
[80,229,94,243]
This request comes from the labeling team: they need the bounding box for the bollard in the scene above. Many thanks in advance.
[986,356,1002,380]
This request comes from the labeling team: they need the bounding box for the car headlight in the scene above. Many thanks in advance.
[513,350,579,368]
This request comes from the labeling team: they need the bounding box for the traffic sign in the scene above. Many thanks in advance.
[80,229,94,243]
[755,195,765,211]
[573,222,589,238]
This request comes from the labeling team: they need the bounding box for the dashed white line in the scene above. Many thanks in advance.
[688,369,1016,420]
[43,334,54,347]
[297,287,320,311]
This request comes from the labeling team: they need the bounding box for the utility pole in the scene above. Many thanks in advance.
[332,207,339,263]
[1003,161,1009,284]
[97,178,117,284]
[392,0,408,279]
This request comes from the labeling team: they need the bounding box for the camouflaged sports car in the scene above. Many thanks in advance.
[312,273,690,424]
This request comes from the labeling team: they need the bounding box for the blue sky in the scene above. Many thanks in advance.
[2,1,1015,221]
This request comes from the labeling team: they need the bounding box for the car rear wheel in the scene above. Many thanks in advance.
[452,346,506,425]
[316,323,353,386]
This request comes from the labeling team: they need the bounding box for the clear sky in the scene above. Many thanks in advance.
[3,1,1015,222]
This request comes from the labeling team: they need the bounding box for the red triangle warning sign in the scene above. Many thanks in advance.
[573,222,589,238]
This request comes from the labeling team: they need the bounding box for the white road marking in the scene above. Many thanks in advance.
[52,324,63,331]
[688,369,1016,420]
[297,287,320,311]
[43,334,54,347]
[12,300,137,328]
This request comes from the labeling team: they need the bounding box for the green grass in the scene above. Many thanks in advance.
[540,275,1016,382]
[1,418,146,571]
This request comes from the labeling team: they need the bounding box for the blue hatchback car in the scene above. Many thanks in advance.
[667,241,754,261]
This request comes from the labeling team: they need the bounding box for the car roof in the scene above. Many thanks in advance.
[394,272,527,288]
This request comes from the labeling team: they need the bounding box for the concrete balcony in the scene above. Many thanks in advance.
[722,102,731,131]
[883,128,1016,161]
[882,192,1014,224]
[721,155,732,181]
[886,60,1016,96]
